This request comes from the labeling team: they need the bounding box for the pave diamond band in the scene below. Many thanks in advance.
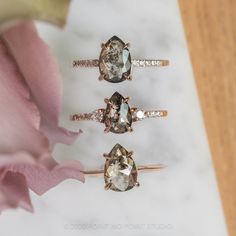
[73,59,169,68]
[70,109,105,123]
[73,59,99,67]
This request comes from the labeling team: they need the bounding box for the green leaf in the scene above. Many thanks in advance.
[0,0,71,32]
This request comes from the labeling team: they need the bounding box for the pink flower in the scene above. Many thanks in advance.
[0,21,84,213]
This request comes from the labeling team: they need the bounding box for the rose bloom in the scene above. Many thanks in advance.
[0,22,84,213]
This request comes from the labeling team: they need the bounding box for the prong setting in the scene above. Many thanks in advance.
[104,98,111,105]
[103,153,111,159]
[127,127,133,132]
[126,75,133,81]
[101,43,107,49]
[98,75,104,81]
[124,96,131,103]
[104,127,111,133]
[104,182,112,190]
[124,42,131,48]
[128,151,134,157]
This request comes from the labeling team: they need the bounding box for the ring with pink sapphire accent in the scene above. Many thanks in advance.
[72,36,170,83]
[70,92,168,134]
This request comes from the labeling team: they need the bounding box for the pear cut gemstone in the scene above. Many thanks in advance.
[104,92,132,133]
[104,144,138,192]
[99,36,132,83]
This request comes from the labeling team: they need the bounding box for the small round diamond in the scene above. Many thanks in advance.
[136,110,145,119]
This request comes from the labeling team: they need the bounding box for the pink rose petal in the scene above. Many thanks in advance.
[0,39,49,156]
[17,159,85,195]
[2,21,80,145]
[0,21,84,213]
[0,171,33,213]
[0,152,84,197]
[3,22,62,124]
[40,117,82,146]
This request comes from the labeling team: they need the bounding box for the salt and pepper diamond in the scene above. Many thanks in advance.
[104,92,132,133]
[104,144,138,192]
[99,36,132,83]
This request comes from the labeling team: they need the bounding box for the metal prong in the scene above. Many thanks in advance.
[135,182,140,187]
[104,127,111,133]
[101,43,107,49]
[103,153,111,159]
[124,42,131,48]
[104,98,111,104]
[104,182,112,190]
[127,127,133,132]
[104,98,118,109]
[126,75,133,81]
[128,151,134,157]
[98,75,104,81]
[124,96,131,102]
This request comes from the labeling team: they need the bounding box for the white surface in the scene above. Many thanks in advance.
[0,0,228,235]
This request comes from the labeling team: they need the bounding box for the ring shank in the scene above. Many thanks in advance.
[73,59,169,68]
[70,109,168,123]
[83,164,165,177]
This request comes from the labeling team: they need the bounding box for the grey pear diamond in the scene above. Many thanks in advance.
[99,36,132,83]
[104,144,138,192]
[104,92,132,134]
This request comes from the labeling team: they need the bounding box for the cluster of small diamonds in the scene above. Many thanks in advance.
[145,110,168,118]
[132,108,168,121]
[132,59,168,67]
[90,109,105,122]
[71,109,105,123]
[73,59,99,67]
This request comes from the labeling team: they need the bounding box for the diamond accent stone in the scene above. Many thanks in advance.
[99,36,132,83]
[104,92,132,133]
[104,144,138,192]
[132,108,146,121]
[91,109,105,122]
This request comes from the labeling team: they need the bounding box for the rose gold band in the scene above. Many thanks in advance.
[82,164,165,177]
[70,109,168,123]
